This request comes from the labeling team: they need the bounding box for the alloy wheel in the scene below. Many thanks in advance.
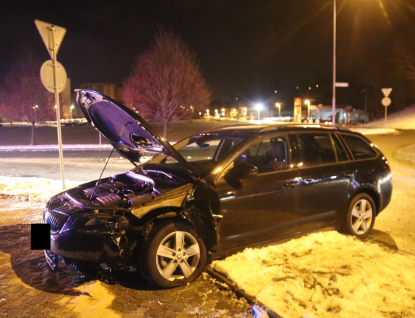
[155,231,201,281]
[350,198,373,235]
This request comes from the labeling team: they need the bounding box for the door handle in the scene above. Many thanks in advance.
[283,180,299,188]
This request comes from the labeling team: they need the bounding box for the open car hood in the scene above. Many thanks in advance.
[75,89,199,179]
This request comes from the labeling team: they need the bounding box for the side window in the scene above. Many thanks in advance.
[234,137,289,173]
[341,134,378,160]
[297,133,336,166]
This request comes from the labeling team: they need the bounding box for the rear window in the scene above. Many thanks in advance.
[341,134,378,160]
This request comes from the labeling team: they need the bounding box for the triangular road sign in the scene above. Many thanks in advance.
[382,88,392,97]
[35,20,66,59]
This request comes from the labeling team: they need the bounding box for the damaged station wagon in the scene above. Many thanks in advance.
[43,89,392,288]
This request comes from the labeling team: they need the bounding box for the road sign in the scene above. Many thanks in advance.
[382,97,391,107]
[382,88,392,97]
[35,20,66,59]
[335,82,349,87]
[35,19,67,189]
[40,60,67,93]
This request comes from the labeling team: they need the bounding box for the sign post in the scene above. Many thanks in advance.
[35,20,67,189]
[381,88,392,127]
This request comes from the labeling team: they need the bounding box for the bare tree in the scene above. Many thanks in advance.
[0,46,54,144]
[123,29,211,138]
[391,39,415,108]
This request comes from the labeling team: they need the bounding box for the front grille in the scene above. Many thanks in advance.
[44,211,69,233]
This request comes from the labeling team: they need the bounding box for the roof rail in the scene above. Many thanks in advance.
[258,123,349,133]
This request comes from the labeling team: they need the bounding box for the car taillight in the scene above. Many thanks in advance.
[386,163,391,173]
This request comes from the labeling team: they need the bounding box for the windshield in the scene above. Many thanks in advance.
[137,134,245,176]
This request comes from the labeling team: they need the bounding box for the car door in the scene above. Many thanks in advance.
[294,132,351,232]
[214,134,301,250]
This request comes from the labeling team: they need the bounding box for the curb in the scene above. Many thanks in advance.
[205,265,282,318]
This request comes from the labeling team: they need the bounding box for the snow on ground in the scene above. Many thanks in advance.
[364,105,415,130]
[396,144,415,165]
[0,176,84,203]
[212,231,415,318]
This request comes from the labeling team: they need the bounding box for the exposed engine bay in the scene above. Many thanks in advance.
[81,171,155,206]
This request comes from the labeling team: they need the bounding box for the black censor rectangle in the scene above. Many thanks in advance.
[31,224,50,250]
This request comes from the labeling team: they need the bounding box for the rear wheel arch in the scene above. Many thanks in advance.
[351,187,381,216]
[342,192,377,239]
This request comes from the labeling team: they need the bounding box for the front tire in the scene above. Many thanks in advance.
[144,221,207,288]
[343,193,376,239]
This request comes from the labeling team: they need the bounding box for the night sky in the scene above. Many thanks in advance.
[1,0,415,108]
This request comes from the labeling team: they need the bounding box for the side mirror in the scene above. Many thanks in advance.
[227,163,258,179]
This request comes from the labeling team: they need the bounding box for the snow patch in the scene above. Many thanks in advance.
[212,231,415,318]
[363,104,415,130]
[0,176,84,203]
[397,144,415,164]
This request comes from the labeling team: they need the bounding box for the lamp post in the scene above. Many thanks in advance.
[33,105,39,123]
[332,0,337,124]
[305,100,311,120]
[31,105,39,145]
[70,104,74,120]
[275,103,281,117]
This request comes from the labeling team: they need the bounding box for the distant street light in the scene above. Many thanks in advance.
[255,103,263,121]
[275,103,281,117]
[33,105,39,123]
[70,104,75,119]
[305,100,311,119]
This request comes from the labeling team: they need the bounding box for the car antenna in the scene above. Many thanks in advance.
[89,147,115,201]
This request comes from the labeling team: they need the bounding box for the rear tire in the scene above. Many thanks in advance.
[343,193,376,239]
[144,221,207,288]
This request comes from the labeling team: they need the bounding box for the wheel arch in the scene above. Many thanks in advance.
[137,207,212,249]
[350,186,381,216]
[139,207,189,234]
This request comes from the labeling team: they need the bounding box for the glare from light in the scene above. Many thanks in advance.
[255,103,263,111]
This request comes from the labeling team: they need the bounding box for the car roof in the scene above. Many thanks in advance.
[201,123,352,138]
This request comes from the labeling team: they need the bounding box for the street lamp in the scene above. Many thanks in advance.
[305,100,311,119]
[70,104,75,120]
[275,103,281,117]
[33,105,39,123]
[255,103,263,121]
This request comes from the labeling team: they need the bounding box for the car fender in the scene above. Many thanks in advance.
[183,180,221,250]
[349,182,381,214]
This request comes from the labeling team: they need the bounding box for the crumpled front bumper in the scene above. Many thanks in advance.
[46,229,121,269]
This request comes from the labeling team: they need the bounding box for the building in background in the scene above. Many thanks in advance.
[78,82,123,102]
